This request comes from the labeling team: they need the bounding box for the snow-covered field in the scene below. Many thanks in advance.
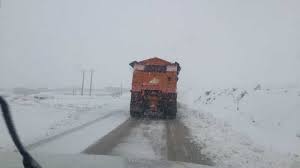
[179,86,300,168]
[0,89,130,153]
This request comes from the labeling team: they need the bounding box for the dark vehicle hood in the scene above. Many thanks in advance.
[0,151,212,168]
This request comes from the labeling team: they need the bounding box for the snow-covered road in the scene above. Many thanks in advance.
[84,118,213,166]
[0,90,130,153]
[26,110,122,150]
[30,111,127,154]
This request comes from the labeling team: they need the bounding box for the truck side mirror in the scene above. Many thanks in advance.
[175,62,181,73]
[129,61,137,68]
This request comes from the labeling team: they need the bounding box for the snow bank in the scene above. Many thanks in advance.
[179,87,300,168]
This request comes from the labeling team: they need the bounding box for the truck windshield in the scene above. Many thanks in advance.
[0,1,299,168]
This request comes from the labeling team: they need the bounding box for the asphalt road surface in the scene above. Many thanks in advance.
[83,118,213,166]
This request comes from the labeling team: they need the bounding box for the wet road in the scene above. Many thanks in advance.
[83,118,213,166]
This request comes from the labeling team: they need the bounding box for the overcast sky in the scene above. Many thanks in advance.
[1,0,300,90]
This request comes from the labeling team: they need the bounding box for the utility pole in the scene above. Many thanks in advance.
[120,82,123,96]
[89,70,94,96]
[81,70,85,96]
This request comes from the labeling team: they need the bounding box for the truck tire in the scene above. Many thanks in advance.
[130,110,137,118]
[130,93,137,118]
[130,104,142,118]
[130,92,144,118]
[166,102,177,119]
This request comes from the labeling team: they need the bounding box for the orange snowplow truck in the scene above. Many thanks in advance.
[129,57,181,119]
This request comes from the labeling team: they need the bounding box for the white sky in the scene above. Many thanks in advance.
[1,0,300,89]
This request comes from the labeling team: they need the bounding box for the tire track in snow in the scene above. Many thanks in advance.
[84,117,213,166]
[84,119,166,159]
[166,119,213,166]
[83,118,139,154]
[26,110,121,150]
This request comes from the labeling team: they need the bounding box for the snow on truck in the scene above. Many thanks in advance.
[129,57,181,119]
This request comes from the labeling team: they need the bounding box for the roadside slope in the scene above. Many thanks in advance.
[178,87,300,168]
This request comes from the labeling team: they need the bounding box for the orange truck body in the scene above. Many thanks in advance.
[129,57,181,118]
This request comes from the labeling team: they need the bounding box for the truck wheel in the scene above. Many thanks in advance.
[130,108,143,118]
[169,112,176,119]
[167,102,177,119]
[130,92,144,118]
[130,111,137,118]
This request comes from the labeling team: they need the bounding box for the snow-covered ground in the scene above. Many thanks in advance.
[1,86,300,167]
[0,89,130,153]
[179,86,300,168]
